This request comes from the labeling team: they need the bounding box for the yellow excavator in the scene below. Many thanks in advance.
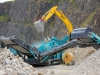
[34,6,73,34]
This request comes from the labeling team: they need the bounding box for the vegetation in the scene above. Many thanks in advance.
[42,0,54,2]
[80,12,96,27]
[0,14,10,22]
[70,0,78,9]
[43,0,59,2]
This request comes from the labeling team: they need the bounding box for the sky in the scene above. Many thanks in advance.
[0,0,14,3]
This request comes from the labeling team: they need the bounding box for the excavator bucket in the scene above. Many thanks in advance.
[34,20,45,33]
[70,27,92,40]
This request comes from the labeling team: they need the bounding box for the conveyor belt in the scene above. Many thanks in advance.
[0,36,39,56]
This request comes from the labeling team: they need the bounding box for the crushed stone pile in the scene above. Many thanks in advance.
[0,48,54,75]
[69,48,100,75]
[65,47,96,66]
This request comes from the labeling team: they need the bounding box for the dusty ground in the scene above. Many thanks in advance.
[36,47,97,75]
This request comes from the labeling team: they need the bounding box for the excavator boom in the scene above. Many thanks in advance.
[34,6,73,34]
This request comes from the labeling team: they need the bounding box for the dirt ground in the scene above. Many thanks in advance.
[36,47,96,75]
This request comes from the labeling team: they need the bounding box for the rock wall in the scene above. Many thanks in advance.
[0,2,11,15]
[92,9,100,35]
[52,0,100,38]
[0,22,38,43]
[0,0,55,44]
[0,0,100,44]
[9,0,54,23]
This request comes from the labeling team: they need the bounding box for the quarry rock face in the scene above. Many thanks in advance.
[0,0,100,43]
[0,0,54,44]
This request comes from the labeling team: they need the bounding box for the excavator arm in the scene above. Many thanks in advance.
[34,6,73,34]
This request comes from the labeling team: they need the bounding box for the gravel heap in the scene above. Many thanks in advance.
[0,48,54,75]
[65,47,96,66]
[69,49,100,75]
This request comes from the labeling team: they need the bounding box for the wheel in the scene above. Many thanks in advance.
[62,52,74,64]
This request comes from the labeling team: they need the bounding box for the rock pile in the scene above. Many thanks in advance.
[69,49,100,75]
[0,48,54,75]
[0,48,37,75]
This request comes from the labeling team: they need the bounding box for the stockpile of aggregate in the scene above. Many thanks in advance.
[69,48,100,75]
[0,48,54,75]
